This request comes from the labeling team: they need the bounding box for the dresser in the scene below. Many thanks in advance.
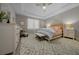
[14,25,20,51]
[63,28,75,39]
[0,23,20,54]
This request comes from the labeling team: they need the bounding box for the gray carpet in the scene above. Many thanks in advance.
[20,34,79,55]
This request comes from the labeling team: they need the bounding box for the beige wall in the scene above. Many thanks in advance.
[16,14,28,31]
[39,20,46,28]
[46,6,79,25]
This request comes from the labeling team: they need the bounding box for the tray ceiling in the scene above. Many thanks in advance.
[12,3,79,19]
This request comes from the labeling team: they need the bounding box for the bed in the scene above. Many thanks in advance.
[35,24,63,41]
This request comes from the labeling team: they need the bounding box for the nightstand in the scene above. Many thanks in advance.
[63,29,75,39]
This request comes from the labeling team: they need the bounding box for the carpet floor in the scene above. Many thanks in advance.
[20,34,79,55]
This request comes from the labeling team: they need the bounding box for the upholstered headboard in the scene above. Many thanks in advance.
[50,24,63,35]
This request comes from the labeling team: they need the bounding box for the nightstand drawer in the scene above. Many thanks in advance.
[63,29,74,38]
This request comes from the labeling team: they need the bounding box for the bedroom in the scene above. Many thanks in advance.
[0,3,79,55]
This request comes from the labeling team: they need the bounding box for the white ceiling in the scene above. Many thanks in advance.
[12,3,79,19]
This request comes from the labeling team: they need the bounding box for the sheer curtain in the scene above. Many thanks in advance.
[27,18,39,30]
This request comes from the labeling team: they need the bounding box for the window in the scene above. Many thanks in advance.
[27,18,39,29]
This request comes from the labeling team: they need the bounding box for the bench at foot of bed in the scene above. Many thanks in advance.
[35,35,49,41]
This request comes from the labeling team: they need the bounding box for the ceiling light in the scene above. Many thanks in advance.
[42,6,46,10]
[36,3,52,11]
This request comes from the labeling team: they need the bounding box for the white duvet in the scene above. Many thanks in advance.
[35,28,55,40]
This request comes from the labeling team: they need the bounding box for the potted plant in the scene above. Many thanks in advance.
[0,11,9,23]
